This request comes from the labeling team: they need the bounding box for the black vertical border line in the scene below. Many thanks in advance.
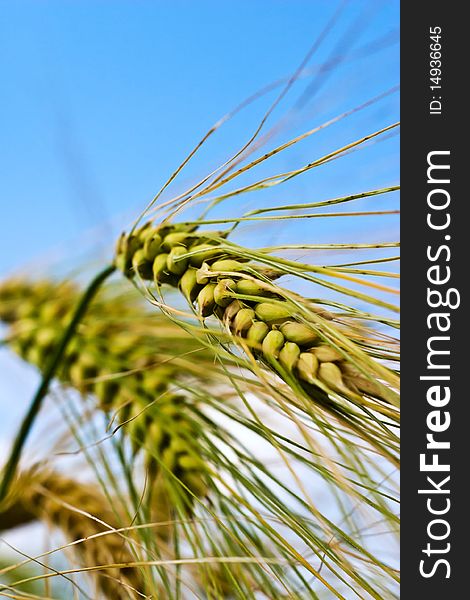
[401,3,466,598]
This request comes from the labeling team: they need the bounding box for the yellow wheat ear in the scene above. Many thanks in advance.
[0,468,147,599]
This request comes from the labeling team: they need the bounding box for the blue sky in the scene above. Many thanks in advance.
[0,0,399,277]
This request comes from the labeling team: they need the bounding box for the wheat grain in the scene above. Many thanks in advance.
[115,222,393,412]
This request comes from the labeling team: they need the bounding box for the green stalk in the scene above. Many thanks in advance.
[0,264,116,502]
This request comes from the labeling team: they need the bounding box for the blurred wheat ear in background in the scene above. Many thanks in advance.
[0,468,149,599]
[0,278,219,510]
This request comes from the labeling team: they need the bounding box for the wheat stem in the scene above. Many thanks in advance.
[0,265,116,502]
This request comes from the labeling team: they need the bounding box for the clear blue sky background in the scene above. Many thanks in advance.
[0,0,399,277]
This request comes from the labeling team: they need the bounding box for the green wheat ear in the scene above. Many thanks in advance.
[115,221,399,420]
[0,278,214,510]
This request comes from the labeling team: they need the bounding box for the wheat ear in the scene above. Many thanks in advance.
[0,469,147,599]
[0,279,210,506]
[115,222,397,416]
